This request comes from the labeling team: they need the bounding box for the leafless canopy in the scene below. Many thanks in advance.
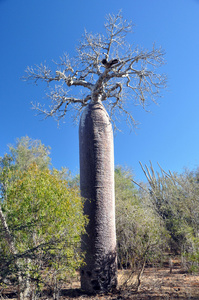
[24,11,166,128]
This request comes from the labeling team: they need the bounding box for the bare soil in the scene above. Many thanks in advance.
[1,263,199,299]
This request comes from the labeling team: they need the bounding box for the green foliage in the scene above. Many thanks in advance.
[8,136,51,171]
[0,136,51,202]
[115,166,166,270]
[5,163,86,251]
[0,137,87,295]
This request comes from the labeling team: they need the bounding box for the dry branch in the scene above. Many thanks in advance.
[24,11,166,129]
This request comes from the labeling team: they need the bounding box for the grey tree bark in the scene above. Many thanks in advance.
[79,100,117,294]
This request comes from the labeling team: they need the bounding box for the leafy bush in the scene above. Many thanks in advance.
[0,137,87,298]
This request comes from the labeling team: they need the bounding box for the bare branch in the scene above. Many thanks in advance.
[24,11,166,129]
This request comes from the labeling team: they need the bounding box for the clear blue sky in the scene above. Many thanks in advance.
[1,0,199,182]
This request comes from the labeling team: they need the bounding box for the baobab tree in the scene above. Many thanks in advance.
[24,11,166,294]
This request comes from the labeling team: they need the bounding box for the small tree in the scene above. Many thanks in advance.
[24,12,166,293]
[0,138,87,298]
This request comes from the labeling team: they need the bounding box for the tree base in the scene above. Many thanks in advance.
[81,251,117,294]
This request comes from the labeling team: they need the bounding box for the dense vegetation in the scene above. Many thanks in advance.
[0,137,87,299]
[116,163,199,277]
[0,137,199,298]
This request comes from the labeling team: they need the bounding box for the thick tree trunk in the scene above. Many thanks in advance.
[79,101,117,294]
